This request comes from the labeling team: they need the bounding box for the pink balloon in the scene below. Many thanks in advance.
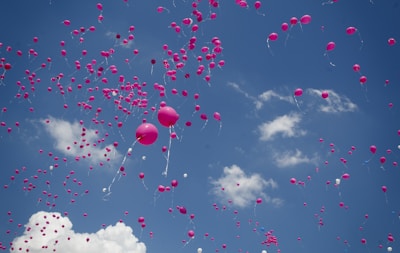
[294,88,303,97]
[187,230,195,238]
[341,173,350,179]
[326,41,336,51]
[290,178,297,184]
[321,91,329,99]
[268,32,278,41]
[136,123,158,145]
[359,75,367,84]
[346,26,356,35]
[157,106,179,127]
[281,22,289,32]
[370,145,377,154]
[290,17,298,25]
[300,15,311,25]
[380,156,386,164]
[381,185,387,193]
[388,38,396,46]
[353,64,361,72]
[254,1,261,9]
[256,198,262,204]
[171,179,178,187]
[213,112,221,121]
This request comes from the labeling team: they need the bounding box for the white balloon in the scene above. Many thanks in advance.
[261,250,267,253]
[335,178,341,185]
[102,187,107,192]
[128,147,132,153]
[183,173,188,178]
[387,246,392,252]
[197,248,203,253]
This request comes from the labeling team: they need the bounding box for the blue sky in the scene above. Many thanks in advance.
[0,0,399,252]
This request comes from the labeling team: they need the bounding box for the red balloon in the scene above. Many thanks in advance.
[136,123,158,145]
[157,106,179,127]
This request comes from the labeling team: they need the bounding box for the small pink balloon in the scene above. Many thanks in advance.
[326,41,336,51]
[381,185,387,193]
[187,230,195,238]
[254,1,261,9]
[346,27,356,35]
[213,112,221,121]
[268,32,278,41]
[370,145,377,154]
[290,17,298,25]
[380,156,386,164]
[359,76,367,84]
[353,64,361,72]
[256,198,262,204]
[294,88,303,97]
[321,91,329,99]
[290,178,297,184]
[281,22,289,32]
[388,38,396,46]
[341,173,350,179]
[300,15,311,25]
[136,123,158,145]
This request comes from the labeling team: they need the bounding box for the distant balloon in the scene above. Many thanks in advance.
[300,15,311,25]
[197,248,203,253]
[321,91,329,99]
[294,88,303,97]
[136,123,158,145]
[346,26,357,35]
[388,38,396,46]
[326,41,336,51]
[381,185,387,193]
[370,145,377,154]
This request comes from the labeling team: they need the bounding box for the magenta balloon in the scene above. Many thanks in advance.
[254,1,261,9]
[281,22,289,32]
[157,106,179,127]
[380,156,386,164]
[213,112,221,121]
[321,91,329,99]
[370,145,377,154]
[290,17,298,25]
[346,26,356,35]
[294,88,303,97]
[326,41,335,51]
[187,230,195,238]
[341,173,350,179]
[381,185,387,193]
[388,38,396,46]
[300,15,311,25]
[136,123,158,145]
[353,64,360,72]
[359,76,367,84]
[268,32,278,41]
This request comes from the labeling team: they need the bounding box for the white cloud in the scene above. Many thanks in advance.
[11,211,146,253]
[273,149,317,168]
[210,164,281,208]
[41,117,122,166]
[307,89,358,113]
[258,90,292,104]
[258,113,306,141]
[227,82,263,109]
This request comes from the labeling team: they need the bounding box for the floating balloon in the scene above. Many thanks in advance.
[136,123,158,145]
[157,106,179,127]
[294,88,303,97]
[300,15,311,25]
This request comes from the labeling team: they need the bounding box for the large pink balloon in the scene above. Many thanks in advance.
[157,106,179,127]
[136,123,158,145]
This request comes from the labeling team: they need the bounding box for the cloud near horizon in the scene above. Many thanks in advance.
[11,211,146,253]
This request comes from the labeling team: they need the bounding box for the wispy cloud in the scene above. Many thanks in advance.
[273,149,318,168]
[41,117,122,166]
[227,82,263,109]
[12,211,146,253]
[258,90,292,104]
[307,89,358,113]
[258,113,306,141]
[210,164,282,208]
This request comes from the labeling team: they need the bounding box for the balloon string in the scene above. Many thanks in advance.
[162,127,173,177]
